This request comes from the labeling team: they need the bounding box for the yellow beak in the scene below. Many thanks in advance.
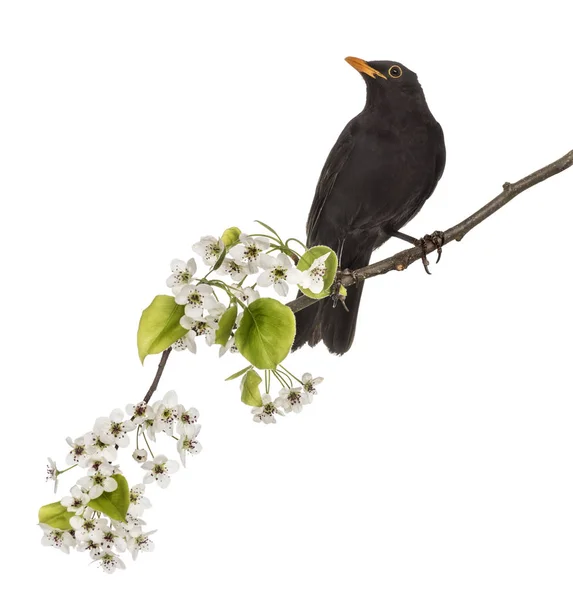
[345,56,387,80]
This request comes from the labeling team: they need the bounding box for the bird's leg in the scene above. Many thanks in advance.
[390,230,445,275]
[331,238,351,310]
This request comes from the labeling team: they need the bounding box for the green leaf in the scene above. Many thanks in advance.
[240,369,263,407]
[296,245,338,299]
[225,365,253,381]
[38,501,73,530]
[212,247,227,271]
[254,220,282,242]
[88,474,130,522]
[221,227,241,248]
[234,298,295,369]
[215,304,238,346]
[137,295,187,364]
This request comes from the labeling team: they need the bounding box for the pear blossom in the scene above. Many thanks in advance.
[299,253,329,294]
[77,539,104,559]
[176,405,199,436]
[70,508,99,541]
[93,552,126,574]
[233,286,260,305]
[192,235,224,266]
[177,427,202,467]
[275,386,309,414]
[132,448,148,463]
[40,524,76,553]
[302,372,324,397]
[85,432,117,462]
[127,484,151,517]
[126,401,154,426]
[91,520,127,552]
[77,469,118,499]
[141,454,179,488]
[127,530,157,560]
[166,258,197,294]
[175,283,218,318]
[94,409,136,448]
[46,457,58,493]
[229,234,269,273]
[252,394,284,424]
[217,257,247,282]
[171,332,197,353]
[152,390,179,436]
[66,436,89,467]
[218,335,237,357]
[122,513,146,534]
[180,315,218,347]
[257,252,302,296]
[61,485,90,515]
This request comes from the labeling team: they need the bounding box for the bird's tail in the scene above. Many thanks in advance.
[292,247,372,355]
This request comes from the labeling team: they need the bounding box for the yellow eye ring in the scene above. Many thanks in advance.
[388,65,402,78]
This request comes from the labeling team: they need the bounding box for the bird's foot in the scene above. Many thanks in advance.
[331,268,356,311]
[419,230,445,275]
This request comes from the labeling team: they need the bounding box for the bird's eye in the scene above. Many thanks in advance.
[389,65,402,78]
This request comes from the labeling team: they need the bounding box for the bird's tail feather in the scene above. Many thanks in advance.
[292,246,372,355]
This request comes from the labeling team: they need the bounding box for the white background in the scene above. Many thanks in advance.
[1,1,572,598]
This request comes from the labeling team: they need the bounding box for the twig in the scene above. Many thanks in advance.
[142,347,172,405]
[286,149,573,314]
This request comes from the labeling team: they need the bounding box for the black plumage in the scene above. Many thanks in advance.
[293,58,446,355]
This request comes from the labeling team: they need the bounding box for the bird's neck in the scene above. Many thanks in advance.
[365,87,432,120]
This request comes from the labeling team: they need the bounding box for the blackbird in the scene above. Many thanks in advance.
[293,57,446,355]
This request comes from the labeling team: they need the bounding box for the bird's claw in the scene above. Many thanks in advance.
[419,231,445,275]
[331,269,355,310]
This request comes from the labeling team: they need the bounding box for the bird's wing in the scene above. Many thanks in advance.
[306,131,354,245]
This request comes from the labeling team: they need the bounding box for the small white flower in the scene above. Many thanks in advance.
[127,529,157,560]
[78,469,118,499]
[65,436,89,467]
[175,283,218,319]
[85,457,114,475]
[176,405,199,437]
[93,552,126,574]
[180,315,218,347]
[70,507,98,541]
[94,409,136,448]
[229,234,269,273]
[46,458,58,493]
[77,539,104,559]
[141,454,179,489]
[151,390,179,436]
[128,483,152,517]
[218,335,238,357]
[217,257,248,282]
[177,426,202,467]
[123,513,146,535]
[61,485,90,515]
[132,449,148,463]
[166,258,197,294]
[299,253,329,294]
[275,386,309,414]
[126,401,153,426]
[85,432,118,462]
[257,252,302,296]
[171,331,197,354]
[91,519,127,553]
[251,394,284,424]
[39,524,76,554]
[233,286,260,305]
[192,235,224,266]
[302,372,324,397]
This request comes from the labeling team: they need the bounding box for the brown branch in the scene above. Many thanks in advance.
[287,148,573,314]
[142,347,172,405]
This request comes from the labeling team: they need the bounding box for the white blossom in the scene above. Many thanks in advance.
[171,332,197,354]
[126,401,153,426]
[91,519,127,553]
[127,529,157,560]
[166,258,197,294]
[217,257,248,282]
[70,508,98,541]
[128,483,152,517]
[299,253,329,294]
[192,235,224,266]
[78,468,118,499]
[233,286,260,305]
[252,394,284,424]
[132,448,148,463]
[177,426,202,467]
[275,386,309,414]
[302,372,324,398]
[46,458,58,493]
[142,454,179,488]
[65,436,89,467]
[180,315,218,347]
[257,252,302,296]
[94,409,136,449]
[176,405,199,437]
[93,552,126,574]
[61,485,90,515]
[84,432,118,462]
[229,234,269,273]
[151,390,179,436]
[40,524,75,554]
[175,283,218,319]
[77,539,104,559]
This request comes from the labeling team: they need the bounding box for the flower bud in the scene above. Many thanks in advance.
[132,449,148,463]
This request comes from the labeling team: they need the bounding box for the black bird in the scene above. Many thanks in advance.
[293,57,446,355]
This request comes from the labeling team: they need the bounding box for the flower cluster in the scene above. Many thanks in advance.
[39,391,201,573]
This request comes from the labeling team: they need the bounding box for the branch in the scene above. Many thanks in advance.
[287,149,573,314]
[142,347,172,405]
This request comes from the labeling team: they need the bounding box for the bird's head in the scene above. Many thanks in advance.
[345,57,422,106]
